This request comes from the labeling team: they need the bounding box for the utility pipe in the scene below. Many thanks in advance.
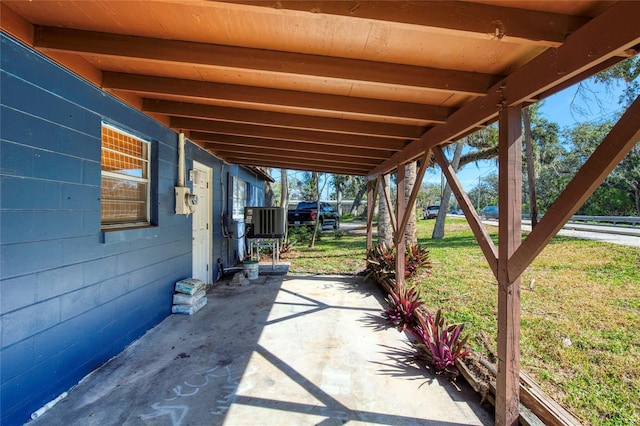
[178,132,185,187]
[31,392,68,419]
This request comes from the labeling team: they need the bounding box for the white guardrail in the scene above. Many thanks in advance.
[567,215,640,227]
[486,213,640,228]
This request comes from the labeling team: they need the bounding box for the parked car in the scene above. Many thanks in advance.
[481,205,499,219]
[423,205,439,219]
[288,202,340,229]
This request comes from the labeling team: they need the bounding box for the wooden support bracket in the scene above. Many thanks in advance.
[433,145,498,278]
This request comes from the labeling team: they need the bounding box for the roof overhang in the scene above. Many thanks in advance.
[1,1,638,177]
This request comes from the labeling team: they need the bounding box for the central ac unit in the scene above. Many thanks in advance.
[244,207,285,238]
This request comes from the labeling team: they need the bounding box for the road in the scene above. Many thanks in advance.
[338,219,640,248]
[483,219,640,248]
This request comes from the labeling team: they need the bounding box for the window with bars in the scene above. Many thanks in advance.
[101,124,151,228]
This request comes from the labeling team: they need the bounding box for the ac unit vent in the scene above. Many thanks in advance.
[244,207,285,238]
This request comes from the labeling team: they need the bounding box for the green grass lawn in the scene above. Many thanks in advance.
[283,227,367,275]
[282,218,640,425]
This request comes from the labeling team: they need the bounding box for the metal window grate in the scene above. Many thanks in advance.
[101,125,150,227]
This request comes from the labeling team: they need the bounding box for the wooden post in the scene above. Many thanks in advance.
[399,153,430,240]
[496,105,522,426]
[395,165,406,288]
[523,106,539,228]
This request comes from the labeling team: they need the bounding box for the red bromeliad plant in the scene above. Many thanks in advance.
[411,309,469,375]
[366,242,432,290]
[381,286,470,376]
[370,241,468,376]
[382,285,424,332]
[404,243,432,277]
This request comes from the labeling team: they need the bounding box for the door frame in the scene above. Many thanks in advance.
[192,160,212,284]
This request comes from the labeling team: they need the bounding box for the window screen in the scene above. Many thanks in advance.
[101,124,150,228]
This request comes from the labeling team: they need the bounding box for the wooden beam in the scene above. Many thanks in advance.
[534,55,632,101]
[496,105,523,426]
[457,359,583,425]
[173,117,406,151]
[232,1,588,47]
[381,176,397,238]
[215,154,370,175]
[367,1,640,178]
[35,26,495,96]
[433,146,498,278]
[366,178,380,253]
[103,72,454,123]
[509,95,640,279]
[398,154,429,242]
[207,145,381,167]
[191,132,390,160]
[395,165,406,288]
[523,107,539,228]
[0,3,34,47]
[143,99,425,139]
[1,5,105,88]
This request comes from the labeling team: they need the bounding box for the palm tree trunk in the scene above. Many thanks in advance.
[404,161,417,246]
[350,180,367,217]
[377,174,393,246]
[433,141,464,239]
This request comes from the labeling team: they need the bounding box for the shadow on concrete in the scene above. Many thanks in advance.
[28,274,493,426]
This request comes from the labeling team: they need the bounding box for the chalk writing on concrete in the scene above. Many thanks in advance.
[141,361,244,426]
[140,403,189,425]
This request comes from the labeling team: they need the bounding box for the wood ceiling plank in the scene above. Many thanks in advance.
[34,26,497,95]
[367,0,640,178]
[206,145,380,167]
[215,153,370,175]
[102,72,454,122]
[231,1,589,46]
[143,99,425,139]
[190,132,390,160]
[173,117,406,151]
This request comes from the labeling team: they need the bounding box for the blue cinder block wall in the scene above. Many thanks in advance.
[0,33,231,424]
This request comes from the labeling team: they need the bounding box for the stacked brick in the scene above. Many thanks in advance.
[171,278,207,315]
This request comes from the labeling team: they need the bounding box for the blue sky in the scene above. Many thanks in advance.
[275,79,628,197]
[428,79,627,192]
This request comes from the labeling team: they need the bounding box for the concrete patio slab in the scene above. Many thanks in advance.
[27,274,493,426]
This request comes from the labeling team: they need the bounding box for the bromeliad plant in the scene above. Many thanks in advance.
[404,243,432,277]
[366,242,432,293]
[370,241,467,377]
[418,309,469,375]
[382,285,424,332]
[382,290,470,377]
